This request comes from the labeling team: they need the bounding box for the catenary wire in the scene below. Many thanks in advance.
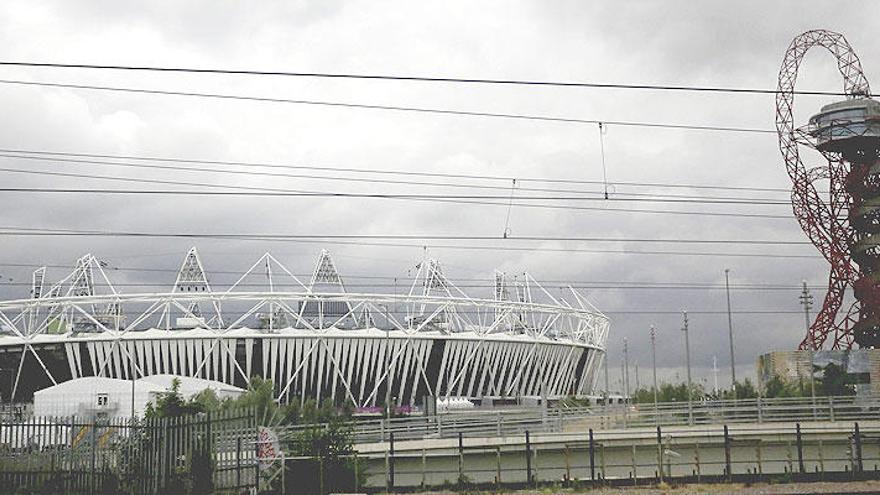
[0,228,819,258]
[0,226,814,245]
[0,261,826,289]
[0,61,848,96]
[0,152,793,200]
[0,155,800,217]
[0,167,795,205]
[0,147,799,194]
[0,281,829,291]
[0,247,818,259]
[0,78,776,134]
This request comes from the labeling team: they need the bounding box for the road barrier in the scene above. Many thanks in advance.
[276,394,880,444]
[353,421,880,490]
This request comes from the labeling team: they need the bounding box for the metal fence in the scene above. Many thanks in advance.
[356,421,880,491]
[0,408,257,494]
[279,394,880,444]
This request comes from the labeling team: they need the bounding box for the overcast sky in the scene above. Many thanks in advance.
[0,1,878,393]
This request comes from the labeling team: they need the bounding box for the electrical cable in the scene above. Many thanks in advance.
[0,261,827,288]
[0,225,813,244]
[0,229,818,258]
[0,151,793,199]
[0,147,800,194]
[0,169,794,205]
[0,60,848,96]
[0,78,775,134]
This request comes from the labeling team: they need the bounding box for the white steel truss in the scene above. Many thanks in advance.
[0,249,610,407]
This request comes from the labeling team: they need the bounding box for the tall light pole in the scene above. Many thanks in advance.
[380,304,392,420]
[623,339,630,397]
[799,281,814,340]
[634,361,640,391]
[682,311,693,425]
[724,269,737,393]
[650,325,658,419]
[799,281,817,411]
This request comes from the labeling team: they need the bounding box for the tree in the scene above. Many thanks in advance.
[818,363,856,396]
[763,376,805,398]
[140,379,218,494]
[632,382,705,404]
[223,376,279,424]
[144,378,213,419]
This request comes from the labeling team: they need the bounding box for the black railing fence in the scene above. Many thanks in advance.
[0,408,257,495]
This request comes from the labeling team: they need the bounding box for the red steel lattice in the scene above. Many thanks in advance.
[775,30,872,350]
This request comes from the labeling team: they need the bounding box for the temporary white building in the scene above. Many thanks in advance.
[32,375,246,419]
[33,376,165,418]
[137,374,245,401]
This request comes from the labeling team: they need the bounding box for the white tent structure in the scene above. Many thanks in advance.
[33,376,164,418]
[33,375,246,418]
[138,374,245,401]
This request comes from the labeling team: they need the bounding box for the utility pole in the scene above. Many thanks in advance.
[634,361,640,391]
[623,337,630,399]
[682,311,693,425]
[377,303,393,419]
[799,281,817,410]
[799,281,814,340]
[712,356,719,395]
[650,325,658,419]
[724,269,737,392]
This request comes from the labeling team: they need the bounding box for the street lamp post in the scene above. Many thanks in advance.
[650,325,658,423]
[623,337,630,400]
[682,311,693,425]
[724,269,737,394]
[799,281,817,417]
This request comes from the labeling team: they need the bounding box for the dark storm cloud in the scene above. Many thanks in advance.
[0,0,877,391]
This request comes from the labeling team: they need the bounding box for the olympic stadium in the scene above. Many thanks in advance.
[0,248,610,408]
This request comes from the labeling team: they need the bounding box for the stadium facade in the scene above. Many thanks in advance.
[0,249,610,407]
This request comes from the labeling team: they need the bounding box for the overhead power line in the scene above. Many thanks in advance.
[0,261,826,289]
[0,173,796,219]
[0,280,827,291]
[0,78,775,134]
[0,185,792,206]
[0,149,802,217]
[0,151,794,200]
[0,226,813,245]
[0,60,847,96]
[0,232,817,258]
[0,147,797,194]
[0,162,794,204]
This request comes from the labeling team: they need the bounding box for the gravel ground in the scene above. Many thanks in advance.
[397,480,880,494]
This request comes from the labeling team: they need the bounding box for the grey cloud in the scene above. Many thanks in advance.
[0,1,875,393]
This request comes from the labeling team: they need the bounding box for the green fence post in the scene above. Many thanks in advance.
[525,430,532,486]
[796,423,805,474]
[723,424,732,481]
[589,428,595,482]
[854,422,863,473]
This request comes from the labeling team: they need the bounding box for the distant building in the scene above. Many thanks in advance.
[756,349,880,395]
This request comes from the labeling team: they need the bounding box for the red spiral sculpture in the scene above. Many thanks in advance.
[776,29,878,349]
